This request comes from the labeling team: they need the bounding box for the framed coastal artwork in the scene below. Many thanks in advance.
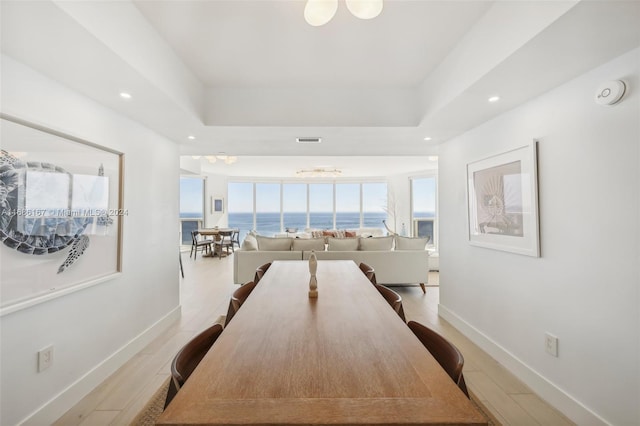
[466,141,540,257]
[212,197,223,213]
[0,115,124,314]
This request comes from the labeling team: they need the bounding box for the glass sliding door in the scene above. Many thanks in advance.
[179,177,205,245]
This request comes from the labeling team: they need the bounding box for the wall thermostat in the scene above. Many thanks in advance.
[595,80,626,106]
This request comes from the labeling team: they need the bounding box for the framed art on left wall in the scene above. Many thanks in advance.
[0,115,124,314]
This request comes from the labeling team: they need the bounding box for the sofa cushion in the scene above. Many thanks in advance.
[241,234,258,251]
[292,238,325,251]
[327,237,359,251]
[395,236,429,250]
[256,236,293,251]
[359,236,394,251]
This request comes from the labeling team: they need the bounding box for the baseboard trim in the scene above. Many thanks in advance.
[438,304,609,426]
[20,305,182,426]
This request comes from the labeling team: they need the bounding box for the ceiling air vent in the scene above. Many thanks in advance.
[296,137,322,144]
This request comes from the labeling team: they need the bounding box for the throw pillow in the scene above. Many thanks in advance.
[256,236,293,251]
[358,236,394,251]
[345,230,357,238]
[395,236,430,250]
[327,237,359,251]
[292,238,326,251]
[241,234,258,251]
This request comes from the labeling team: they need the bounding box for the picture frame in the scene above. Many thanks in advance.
[212,197,224,213]
[0,115,124,314]
[466,141,540,257]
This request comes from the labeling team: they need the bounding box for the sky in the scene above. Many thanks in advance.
[181,178,437,215]
[228,182,389,213]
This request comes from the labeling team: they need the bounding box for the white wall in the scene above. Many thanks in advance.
[0,55,181,425]
[438,48,639,425]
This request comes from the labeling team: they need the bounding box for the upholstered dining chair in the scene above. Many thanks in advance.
[358,262,377,285]
[407,320,470,398]
[253,262,272,284]
[224,281,257,327]
[164,323,224,408]
[190,230,212,259]
[375,284,406,322]
[213,230,234,259]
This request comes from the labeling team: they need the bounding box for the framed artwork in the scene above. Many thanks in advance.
[0,115,124,314]
[212,197,223,213]
[466,141,540,257]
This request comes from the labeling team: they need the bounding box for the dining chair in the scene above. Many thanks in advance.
[230,229,241,250]
[358,262,377,285]
[213,230,234,259]
[407,320,470,398]
[224,281,257,327]
[164,323,224,408]
[190,230,212,259]
[375,284,406,322]
[253,262,272,284]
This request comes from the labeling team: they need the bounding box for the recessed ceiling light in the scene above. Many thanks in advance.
[188,135,195,140]
[119,92,132,99]
[488,96,500,103]
[423,137,432,141]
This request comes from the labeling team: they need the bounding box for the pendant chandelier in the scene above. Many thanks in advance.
[304,0,383,27]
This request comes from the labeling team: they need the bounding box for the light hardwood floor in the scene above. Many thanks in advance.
[54,254,574,426]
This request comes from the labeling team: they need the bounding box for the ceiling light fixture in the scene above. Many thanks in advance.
[188,135,195,140]
[488,96,500,103]
[119,92,132,99]
[296,167,342,178]
[201,153,239,165]
[304,0,383,26]
[423,137,432,141]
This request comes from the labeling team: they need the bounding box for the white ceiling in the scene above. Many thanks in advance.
[1,0,639,178]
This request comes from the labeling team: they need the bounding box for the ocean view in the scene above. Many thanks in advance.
[180,211,434,244]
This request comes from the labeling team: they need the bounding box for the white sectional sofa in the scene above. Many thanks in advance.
[233,234,431,292]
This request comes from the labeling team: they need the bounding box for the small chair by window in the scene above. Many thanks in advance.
[213,230,234,259]
[164,323,224,408]
[190,231,212,259]
[230,229,241,251]
[375,284,406,322]
[407,320,469,398]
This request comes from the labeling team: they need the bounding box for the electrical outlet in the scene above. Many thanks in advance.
[545,333,558,357]
[38,345,54,372]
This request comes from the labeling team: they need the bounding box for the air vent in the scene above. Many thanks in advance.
[296,137,322,144]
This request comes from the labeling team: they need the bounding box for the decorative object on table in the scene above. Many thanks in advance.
[466,140,540,257]
[0,115,124,313]
[308,250,318,298]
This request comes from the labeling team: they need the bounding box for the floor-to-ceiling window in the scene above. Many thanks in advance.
[228,182,253,241]
[179,176,205,245]
[362,182,387,230]
[228,181,387,238]
[255,183,280,236]
[308,183,333,230]
[411,176,437,248]
[283,183,307,232]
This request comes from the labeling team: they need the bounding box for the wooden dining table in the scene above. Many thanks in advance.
[157,260,487,425]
